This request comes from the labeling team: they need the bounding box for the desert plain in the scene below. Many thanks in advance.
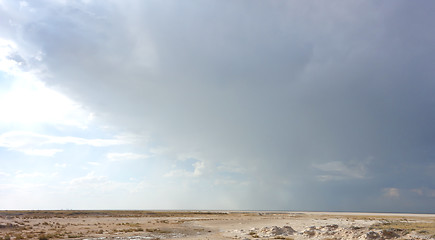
[0,210,434,240]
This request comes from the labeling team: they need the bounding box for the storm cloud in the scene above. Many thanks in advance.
[1,0,435,212]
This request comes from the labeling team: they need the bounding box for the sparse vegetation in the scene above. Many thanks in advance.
[146,228,170,233]
[274,236,294,240]
[38,234,49,240]
[1,211,434,240]
[371,221,435,237]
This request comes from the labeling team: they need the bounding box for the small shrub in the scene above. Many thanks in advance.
[67,232,83,239]
[39,235,49,240]
[14,234,24,240]
[248,232,260,238]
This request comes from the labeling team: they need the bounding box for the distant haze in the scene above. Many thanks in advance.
[0,0,434,213]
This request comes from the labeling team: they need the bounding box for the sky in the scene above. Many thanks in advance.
[0,0,435,213]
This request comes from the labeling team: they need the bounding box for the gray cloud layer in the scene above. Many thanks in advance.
[3,0,435,212]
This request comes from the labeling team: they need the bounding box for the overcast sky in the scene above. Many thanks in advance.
[1,0,435,213]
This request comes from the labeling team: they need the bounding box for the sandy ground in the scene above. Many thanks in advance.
[1,211,434,240]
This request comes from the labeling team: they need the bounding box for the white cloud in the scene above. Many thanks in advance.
[63,172,148,196]
[19,1,29,8]
[412,188,424,196]
[427,190,435,198]
[411,188,435,198]
[312,158,371,182]
[217,162,246,174]
[0,183,46,192]
[87,161,100,166]
[107,152,150,162]
[15,171,46,178]
[0,38,20,73]
[0,171,10,177]
[383,188,400,198]
[213,179,238,186]
[0,131,128,156]
[15,170,60,178]
[63,172,117,195]
[55,163,67,168]
[192,160,205,176]
[20,148,63,157]
[47,135,127,146]
[0,38,92,129]
[164,160,205,178]
[164,169,190,178]
[67,172,107,186]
